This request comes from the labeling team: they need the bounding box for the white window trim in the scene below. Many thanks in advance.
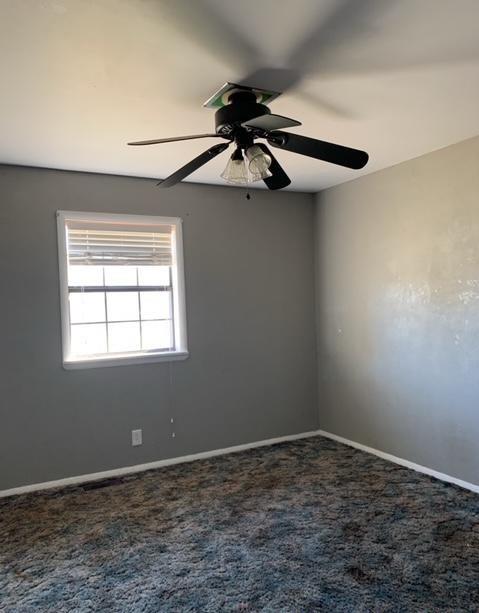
[56,210,189,370]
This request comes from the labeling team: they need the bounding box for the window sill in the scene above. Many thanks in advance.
[63,351,189,370]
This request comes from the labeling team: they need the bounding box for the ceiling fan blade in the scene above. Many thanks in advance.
[243,114,301,132]
[128,134,221,146]
[157,142,230,188]
[267,131,369,170]
[287,0,382,75]
[239,67,301,95]
[255,143,291,190]
[158,0,258,74]
[236,1,379,107]
[289,0,479,78]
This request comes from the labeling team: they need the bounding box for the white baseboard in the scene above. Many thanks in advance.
[0,430,319,499]
[2,428,478,499]
[317,429,479,495]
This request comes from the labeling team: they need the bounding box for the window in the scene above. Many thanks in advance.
[57,211,188,368]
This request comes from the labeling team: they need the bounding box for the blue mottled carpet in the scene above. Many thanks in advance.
[1,436,478,612]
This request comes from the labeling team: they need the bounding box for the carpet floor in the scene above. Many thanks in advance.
[1,436,478,612]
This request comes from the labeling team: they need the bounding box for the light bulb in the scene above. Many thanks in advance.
[221,148,250,185]
[246,145,272,182]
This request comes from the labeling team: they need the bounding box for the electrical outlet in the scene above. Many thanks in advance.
[131,429,142,446]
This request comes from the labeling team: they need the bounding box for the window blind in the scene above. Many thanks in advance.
[66,220,173,266]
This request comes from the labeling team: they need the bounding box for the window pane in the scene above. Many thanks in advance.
[69,292,105,323]
[138,265,170,287]
[142,320,172,350]
[106,292,139,322]
[140,291,171,320]
[68,265,103,287]
[59,212,187,365]
[108,322,141,353]
[70,323,107,355]
[104,266,137,287]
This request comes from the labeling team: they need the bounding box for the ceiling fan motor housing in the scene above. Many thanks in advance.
[215,90,270,137]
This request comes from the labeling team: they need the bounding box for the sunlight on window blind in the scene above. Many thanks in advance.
[66,220,173,266]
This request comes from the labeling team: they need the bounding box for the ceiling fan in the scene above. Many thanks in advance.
[128,82,369,190]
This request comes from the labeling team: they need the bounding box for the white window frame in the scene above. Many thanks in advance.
[56,210,188,369]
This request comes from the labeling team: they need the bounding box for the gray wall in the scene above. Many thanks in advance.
[315,135,479,485]
[0,165,317,490]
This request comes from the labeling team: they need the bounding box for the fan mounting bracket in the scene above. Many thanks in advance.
[203,82,281,109]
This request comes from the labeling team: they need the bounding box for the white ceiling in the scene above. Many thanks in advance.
[1,0,479,192]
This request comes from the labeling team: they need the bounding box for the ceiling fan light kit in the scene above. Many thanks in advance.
[128,82,369,190]
[246,144,273,180]
[221,144,273,185]
[221,147,249,185]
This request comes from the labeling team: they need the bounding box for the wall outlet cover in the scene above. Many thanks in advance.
[131,429,142,446]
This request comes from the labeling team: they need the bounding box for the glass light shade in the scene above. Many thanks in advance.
[246,145,272,181]
[221,150,250,185]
